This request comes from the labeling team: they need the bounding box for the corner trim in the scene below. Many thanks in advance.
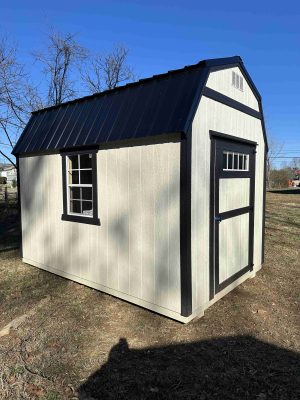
[16,156,22,256]
[203,87,262,120]
[262,147,267,263]
[180,134,192,317]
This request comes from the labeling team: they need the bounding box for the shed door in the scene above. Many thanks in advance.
[210,136,256,298]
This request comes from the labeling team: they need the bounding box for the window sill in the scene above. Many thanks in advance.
[61,214,100,226]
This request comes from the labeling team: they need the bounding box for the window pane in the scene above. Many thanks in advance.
[80,153,92,169]
[80,170,92,184]
[82,201,93,216]
[244,155,249,170]
[223,152,227,169]
[70,187,81,200]
[234,154,238,169]
[82,187,92,200]
[70,200,81,214]
[69,155,78,170]
[68,170,79,184]
[228,153,233,169]
[239,154,244,170]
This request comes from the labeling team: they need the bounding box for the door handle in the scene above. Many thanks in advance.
[214,215,222,223]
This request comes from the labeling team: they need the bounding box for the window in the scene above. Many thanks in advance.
[61,150,100,225]
[232,71,244,91]
[223,151,249,171]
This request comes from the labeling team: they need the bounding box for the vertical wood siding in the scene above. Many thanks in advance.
[191,94,265,312]
[19,141,181,314]
[219,213,249,283]
[219,178,250,213]
[206,67,260,111]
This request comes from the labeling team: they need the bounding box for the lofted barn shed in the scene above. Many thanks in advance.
[13,56,268,323]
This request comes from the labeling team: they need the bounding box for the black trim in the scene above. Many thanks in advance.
[217,264,252,293]
[219,206,253,221]
[180,67,210,317]
[61,150,100,226]
[180,134,192,317]
[61,214,100,225]
[60,146,99,155]
[18,134,183,158]
[210,130,257,147]
[61,154,68,216]
[218,171,252,179]
[184,66,210,132]
[203,87,262,120]
[262,147,267,264]
[209,133,256,298]
[16,156,22,256]
[248,144,256,272]
[209,137,216,300]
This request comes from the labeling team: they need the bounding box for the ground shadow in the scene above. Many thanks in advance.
[78,335,300,400]
[0,203,20,251]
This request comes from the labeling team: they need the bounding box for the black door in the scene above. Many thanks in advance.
[210,134,256,299]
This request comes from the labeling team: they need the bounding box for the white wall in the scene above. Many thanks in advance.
[191,68,265,313]
[206,66,260,111]
[20,141,182,318]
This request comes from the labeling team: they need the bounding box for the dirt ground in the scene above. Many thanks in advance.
[0,192,299,399]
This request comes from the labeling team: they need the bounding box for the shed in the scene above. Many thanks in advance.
[13,56,268,323]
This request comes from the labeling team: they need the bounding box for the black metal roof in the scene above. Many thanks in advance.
[13,56,265,155]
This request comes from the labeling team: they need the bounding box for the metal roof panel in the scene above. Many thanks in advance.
[13,56,264,155]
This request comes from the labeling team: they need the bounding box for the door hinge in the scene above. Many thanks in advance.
[214,215,222,223]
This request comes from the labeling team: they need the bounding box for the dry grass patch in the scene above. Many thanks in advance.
[0,192,299,399]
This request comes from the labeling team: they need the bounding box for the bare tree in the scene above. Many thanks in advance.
[0,37,42,167]
[0,34,134,168]
[290,157,300,171]
[34,31,87,106]
[82,44,134,93]
[266,137,285,189]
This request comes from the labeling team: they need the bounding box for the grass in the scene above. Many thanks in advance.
[0,192,299,399]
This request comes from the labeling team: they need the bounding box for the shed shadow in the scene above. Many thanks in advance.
[78,335,300,399]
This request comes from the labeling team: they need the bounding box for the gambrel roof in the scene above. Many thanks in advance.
[13,56,267,155]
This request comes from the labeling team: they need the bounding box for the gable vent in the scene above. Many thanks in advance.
[232,71,244,91]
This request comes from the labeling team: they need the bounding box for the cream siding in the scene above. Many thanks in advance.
[20,141,182,317]
[206,67,260,111]
[219,213,249,283]
[219,178,250,213]
[191,95,265,313]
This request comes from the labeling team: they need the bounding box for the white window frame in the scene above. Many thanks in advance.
[223,151,249,171]
[66,153,94,218]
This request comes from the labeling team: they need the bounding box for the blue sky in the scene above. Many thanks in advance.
[0,0,299,166]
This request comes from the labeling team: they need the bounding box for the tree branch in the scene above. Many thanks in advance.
[0,149,17,168]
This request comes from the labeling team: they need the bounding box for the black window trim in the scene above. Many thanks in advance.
[61,148,100,226]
